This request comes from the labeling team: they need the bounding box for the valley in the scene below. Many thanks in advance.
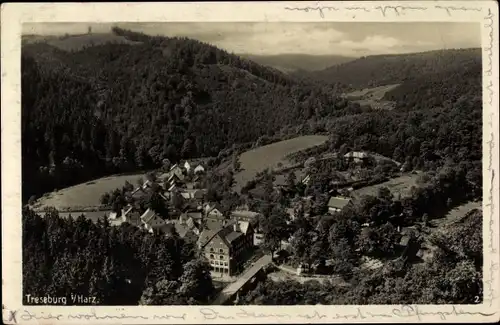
[20,26,483,307]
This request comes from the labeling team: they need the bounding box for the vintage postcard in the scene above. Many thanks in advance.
[2,1,499,324]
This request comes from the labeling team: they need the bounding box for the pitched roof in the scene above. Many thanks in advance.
[158,172,170,180]
[344,151,369,159]
[197,229,222,248]
[185,211,203,220]
[225,231,243,244]
[154,222,174,233]
[302,175,311,184]
[238,220,250,235]
[174,221,197,239]
[328,197,351,209]
[231,210,260,218]
[140,208,157,223]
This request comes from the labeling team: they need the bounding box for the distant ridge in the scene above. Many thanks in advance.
[306,47,481,90]
[241,53,357,73]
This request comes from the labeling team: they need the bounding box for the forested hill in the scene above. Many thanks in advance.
[383,59,482,110]
[306,48,481,90]
[21,28,355,200]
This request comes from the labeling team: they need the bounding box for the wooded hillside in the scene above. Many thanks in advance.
[21,28,353,200]
[306,48,481,91]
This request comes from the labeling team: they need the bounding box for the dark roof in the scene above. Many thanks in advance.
[225,231,243,244]
[400,235,411,246]
[231,210,260,221]
[175,222,191,238]
[197,229,219,248]
[154,222,174,233]
[206,218,226,230]
[198,220,246,249]
[185,211,203,219]
[140,209,157,223]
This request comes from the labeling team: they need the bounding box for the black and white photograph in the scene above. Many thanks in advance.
[2,1,499,323]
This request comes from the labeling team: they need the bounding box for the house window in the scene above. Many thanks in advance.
[220,255,224,260]
[210,254,214,259]
[224,262,228,266]
[210,248,214,252]
[219,248,224,253]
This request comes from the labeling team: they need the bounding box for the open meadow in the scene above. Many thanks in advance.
[233,135,328,192]
[32,173,146,211]
[342,84,400,110]
[351,173,420,200]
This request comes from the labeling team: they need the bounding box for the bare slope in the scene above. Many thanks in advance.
[234,135,328,191]
[33,173,146,211]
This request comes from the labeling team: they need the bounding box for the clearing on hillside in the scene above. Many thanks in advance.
[234,135,328,192]
[33,173,147,211]
[351,173,420,200]
[342,84,400,110]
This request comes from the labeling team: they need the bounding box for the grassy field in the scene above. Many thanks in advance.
[351,173,420,199]
[33,173,146,211]
[234,135,328,192]
[342,84,400,110]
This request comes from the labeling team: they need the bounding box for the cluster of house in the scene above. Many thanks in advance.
[108,160,262,277]
[109,202,260,277]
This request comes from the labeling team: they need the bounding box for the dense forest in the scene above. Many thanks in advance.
[304,48,481,91]
[22,28,356,201]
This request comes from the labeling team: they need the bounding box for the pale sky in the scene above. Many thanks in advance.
[23,22,481,57]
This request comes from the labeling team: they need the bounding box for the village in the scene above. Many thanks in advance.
[36,147,433,286]
[17,21,485,308]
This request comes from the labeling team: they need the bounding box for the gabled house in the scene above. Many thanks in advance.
[197,219,254,276]
[344,151,370,164]
[205,203,226,218]
[180,189,206,203]
[170,164,185,179]
[301,174,311,185]
[167,173,184,187]
[327,196,352,214]
[142,180,152,190]
[175,214,201,243]
[230,209,261,225]
[183,211,203,221]
[108,205,134,221]
[140,208,167,234]
[130,186,148,200]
